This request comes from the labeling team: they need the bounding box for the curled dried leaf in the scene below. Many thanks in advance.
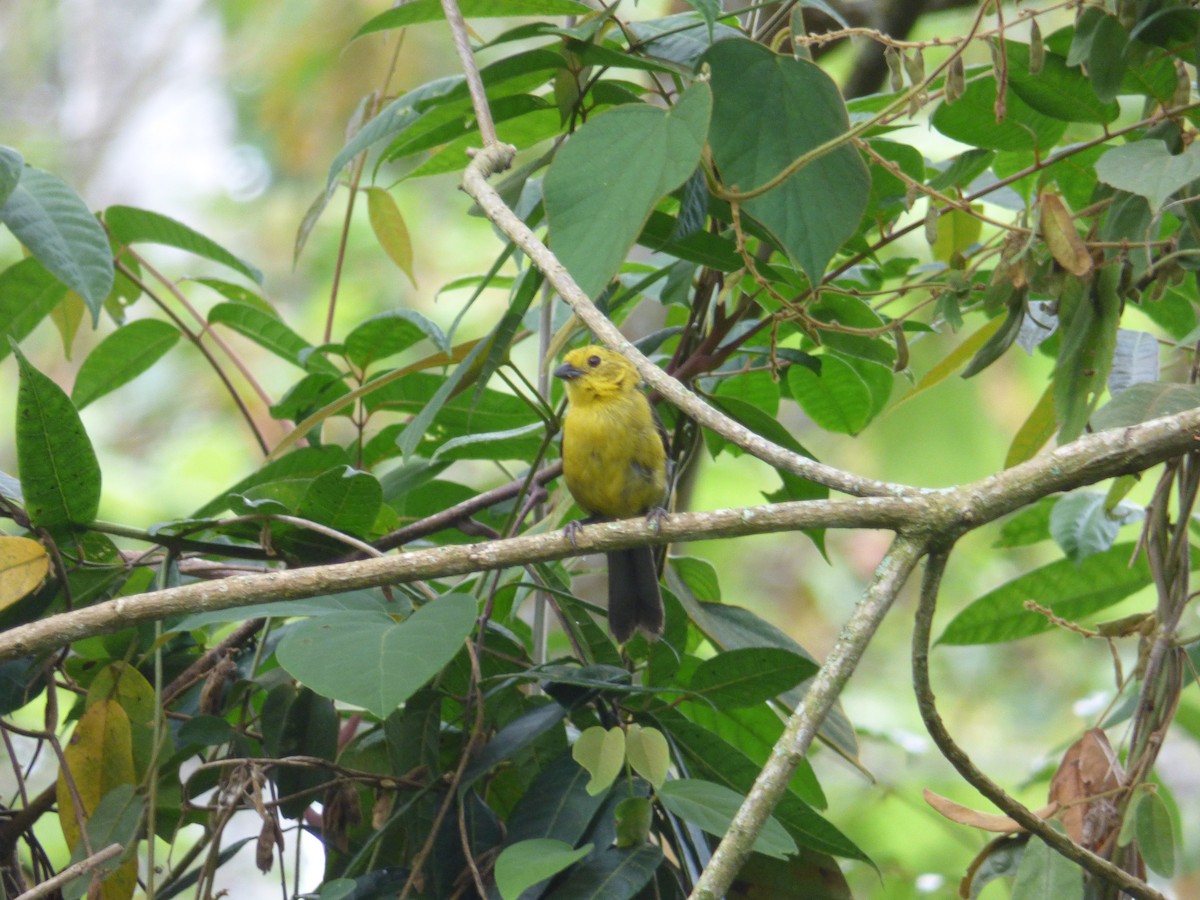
[1040,192,1093,276]
[1049,728,1124,849]
[924,788,1059,833]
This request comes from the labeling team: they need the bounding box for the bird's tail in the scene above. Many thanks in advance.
[607,547,664,642]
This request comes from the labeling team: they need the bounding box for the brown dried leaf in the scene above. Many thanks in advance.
[1048,728,1124,848]
[1040,191,1093,276]
[923,788,1058,833]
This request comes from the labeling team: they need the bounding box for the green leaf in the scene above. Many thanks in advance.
[461,701,569,787]
[938,542,1164,645]
[1087,13,1129,103]
[1004,41,1119,123]
[275,594,477,717]
[705,39,868,284]
[193,446,350,518]
[658,779,797,860]
[0,167,113,320]
[0,146,22,206]
[624,725,669,790]
[655,710,863,859]
[544,82,710,299]
[105,205,262,284]
[61,784,143,900]
[71,319,180,409]
[1135,789,1176,877]
[572,726,626,796]
[1049,491,1137,564]
[1092,382,1200,431]
[344,309,447,369]
[0,258,69,362]
[932,76,1067,152]
[208,302,337,373]
[994,496,1055,548]
[495,839,592,900]
[1054,268,1121,443]
[433,422,546,462]
[542,845,662,899]
[364,187,416,286]
[505,751,609,846]
[172,589,393,631]
[787,355,875,435]
[1094,141,1200,212]
[1010,835,1083,900]
[688,646,816,708]
[296,466,382,538]
[13,343,101,530]
[355,0,591,36]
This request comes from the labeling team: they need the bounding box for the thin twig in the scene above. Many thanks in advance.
[14,843,123,900]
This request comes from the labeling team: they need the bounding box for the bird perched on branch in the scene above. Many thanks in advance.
[554,345,668,642]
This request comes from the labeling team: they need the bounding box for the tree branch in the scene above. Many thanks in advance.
[3,406,1197,664]
[691,532,928,899]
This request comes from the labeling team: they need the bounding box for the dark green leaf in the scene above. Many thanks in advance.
[0,168,113,319]
[688,647,816,708]
[105,205,262,284]
[13,344,101,530]
[506,751,609,846]
[938,542,1167,645]
[71,319,180,409]
[462,701,568,787]
[1087,14,1128,102]
[1005,42,1119,123]
[544,82,710,299]
[932,77,1067,152]
[706,39,868,284]
[297,466,382,538]
[542,844,662,900]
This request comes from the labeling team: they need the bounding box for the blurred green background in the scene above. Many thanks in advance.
[2,1,1196,897]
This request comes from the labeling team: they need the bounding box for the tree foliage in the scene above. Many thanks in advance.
[2,1,1200,898]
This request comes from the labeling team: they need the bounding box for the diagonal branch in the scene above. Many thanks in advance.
[691,531,928,899]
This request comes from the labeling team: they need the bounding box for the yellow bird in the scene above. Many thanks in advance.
[554,345,669,642]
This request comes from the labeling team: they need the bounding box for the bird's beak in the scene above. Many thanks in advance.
[554,362,585,380]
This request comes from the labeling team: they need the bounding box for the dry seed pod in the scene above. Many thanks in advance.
[1029,19,1045,75]
[924,203,939,245]
[946,55,966,102]
[885,46,904,92]
[1175,60,1191,108]
[904,48,926,85]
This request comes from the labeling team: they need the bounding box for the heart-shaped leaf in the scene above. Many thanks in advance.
[276,594,477,717]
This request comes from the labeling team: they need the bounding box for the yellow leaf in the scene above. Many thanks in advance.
[899,315,1004,406]
[50,291,86,360]
[625,724,670,790]
[57,700,139,900]
[572,725,626,796]
[365,186,417,287]
[0,535,50,610]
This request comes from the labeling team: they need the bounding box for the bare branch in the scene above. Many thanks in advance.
[14,843,123,900]
[691,532,927,899]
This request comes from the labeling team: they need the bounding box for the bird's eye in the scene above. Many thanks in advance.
[587,355,601,368]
